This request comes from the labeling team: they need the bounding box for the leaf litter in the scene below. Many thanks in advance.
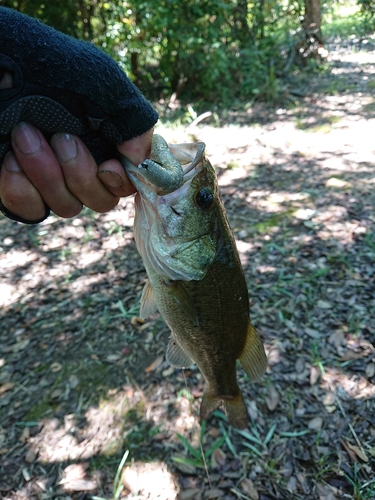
[0,40,375,499]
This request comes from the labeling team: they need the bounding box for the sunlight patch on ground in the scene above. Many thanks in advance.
[122,461,178,499]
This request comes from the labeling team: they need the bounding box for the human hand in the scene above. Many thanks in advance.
[0,122,153,223]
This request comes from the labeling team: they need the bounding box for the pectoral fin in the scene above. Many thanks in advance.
[166,336,194,368]
[239,322,267,381]
[140,280,158,319]
[166,281,199,326]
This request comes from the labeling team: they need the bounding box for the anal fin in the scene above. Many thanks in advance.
[239,322,267,381]
[140,280,158,319]
[166,336,194,368]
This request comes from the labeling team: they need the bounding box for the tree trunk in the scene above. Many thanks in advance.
[295,0,326,65]
[304,0,323,44]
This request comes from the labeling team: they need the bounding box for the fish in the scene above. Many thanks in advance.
[121,134,267,429]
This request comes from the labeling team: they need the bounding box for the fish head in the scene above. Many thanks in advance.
[121,135,220,281]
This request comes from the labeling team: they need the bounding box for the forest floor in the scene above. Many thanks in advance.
[1,39,375,500]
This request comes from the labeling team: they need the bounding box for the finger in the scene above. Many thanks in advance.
[117,128,154,165]
[0,152,46,220]
[97,159,136,197]
[11,122,83,218]
[51,133,120,213]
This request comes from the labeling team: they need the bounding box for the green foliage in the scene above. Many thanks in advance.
[4,1,373,104]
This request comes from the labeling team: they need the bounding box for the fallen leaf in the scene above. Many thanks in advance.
[19,427,30,444]
[317,300,332,309]
[266,384,279,411]
[345,441,369,462]
[11,339,30,352]
[340,439,358,463]
[162,366,175,377]
[69,375,79,389]
[0,382,15,395]
[106,354,121,362]
[308,417,323,431]
[322,392,335,406]
[62,479,96,492]
[310,366,320,385]
[50,362,62,372]
[212,447,226,467]
[365,363,375,378]
[204,489,224,499]
[240,478,259,499]
[328,330,345,348]
[59,463,89,484]
[305,327,321,338]
[286,476,297,493]
[25,448,37,463]
[326,177,349,188]
[178,489,201,500]
[145,355,164,373]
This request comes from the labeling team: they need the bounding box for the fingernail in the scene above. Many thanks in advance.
[51,133,78,162]
[97,170,123,188]
[12,122,41,155]
[4,151,21,172]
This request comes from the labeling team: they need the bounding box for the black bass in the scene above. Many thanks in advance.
[121,135,267,429]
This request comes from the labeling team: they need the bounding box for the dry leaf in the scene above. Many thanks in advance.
[50,362,62,372]
[59,463,89,484]
[25,448,37,463]
[178,489,201,500]
[11,339,30,352]
[62,479,96,492]
[240,478,259,500]
[19,427,30,444]
[322,392,335,406]
[0,382,15,395]
[345,441,369,462]
[266,384,279,411]
[162,366,175,377]
[106,354,121,362]
[365,363,375,378]
[305,327,321,338]
[69,375,79,389]
[310,366,320,385]
[317,300,332,309]
[340,439,358,463]
[212,447,226,467]
[204,489,224,499]
[328,330,345,348]
[145,355,164,373]
[308,416,323,431]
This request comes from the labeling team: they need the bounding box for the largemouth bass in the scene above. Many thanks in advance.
[122,135,267,429]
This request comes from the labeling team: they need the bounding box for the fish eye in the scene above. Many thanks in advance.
[195,187,214,210]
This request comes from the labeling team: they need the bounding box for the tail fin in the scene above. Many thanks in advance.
[200,392,248,430]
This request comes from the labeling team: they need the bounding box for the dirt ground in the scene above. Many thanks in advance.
[1,40,375,500]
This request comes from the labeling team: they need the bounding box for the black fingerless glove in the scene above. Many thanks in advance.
[0,7,158,223]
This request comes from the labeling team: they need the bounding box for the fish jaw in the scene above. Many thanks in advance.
[123,139,217,282]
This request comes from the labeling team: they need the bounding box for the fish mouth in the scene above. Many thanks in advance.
[121,141,206,198]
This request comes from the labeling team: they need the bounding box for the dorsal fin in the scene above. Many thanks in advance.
[140,280,158,319]
[166,336,194,368]
[239,322,267,381]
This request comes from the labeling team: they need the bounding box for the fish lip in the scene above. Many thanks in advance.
[122,142,205,199]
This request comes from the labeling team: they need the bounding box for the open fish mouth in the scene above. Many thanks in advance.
[121,137,206,196]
